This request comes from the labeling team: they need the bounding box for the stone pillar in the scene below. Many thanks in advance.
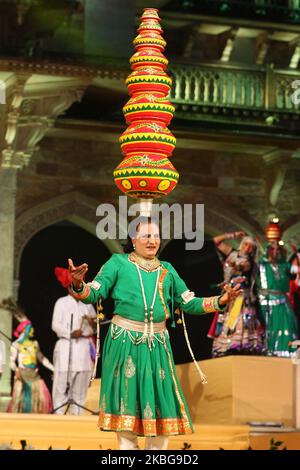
[0,72,91,409]
[0,167,17,405]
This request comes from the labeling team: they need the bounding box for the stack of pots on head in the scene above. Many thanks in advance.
[113,8,179,200]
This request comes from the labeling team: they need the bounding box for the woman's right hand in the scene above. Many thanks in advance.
[68,258,88,290]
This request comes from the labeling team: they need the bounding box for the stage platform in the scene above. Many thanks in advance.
[1,413,299,450]
[0,356,299,450]
[85,356,300,428]
[177,355,300,428]
[0,413,251,450]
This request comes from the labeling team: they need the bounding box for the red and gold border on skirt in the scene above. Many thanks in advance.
[98,412,193,437]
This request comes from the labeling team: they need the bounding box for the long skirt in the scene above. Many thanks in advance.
[98,323,193,437]
[260,294,298,356]
[7,368,52,413]
[211,294,263,357]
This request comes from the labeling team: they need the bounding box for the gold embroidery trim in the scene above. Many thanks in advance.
[203,296,220,313]
[98,412,193,436]
[128,252,161,272]
[158,268,169,319]
[125,356,136,378]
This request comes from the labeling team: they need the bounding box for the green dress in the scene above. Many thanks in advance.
[258,257,298,356]
[70,253,222,437]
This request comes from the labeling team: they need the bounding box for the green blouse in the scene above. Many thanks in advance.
[258,258,291,293]
[70,253,222,324]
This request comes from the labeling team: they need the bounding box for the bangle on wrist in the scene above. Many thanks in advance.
[71,282,84,293]
[218,295,226,310]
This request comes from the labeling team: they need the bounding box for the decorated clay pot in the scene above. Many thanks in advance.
[265,222,282,242]
[119,122,176,156]
[130,49,168,71]
[133,32,166,52]
[126,67,172,96]
[123,93,175,125]
[113,152,179,198]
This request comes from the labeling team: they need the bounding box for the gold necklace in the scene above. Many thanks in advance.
[134,263,161,351]
[128,252,161,272]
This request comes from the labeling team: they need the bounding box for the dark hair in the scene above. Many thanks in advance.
[266,243,286,261]
[123,216,160,253]
[288,251,300,264]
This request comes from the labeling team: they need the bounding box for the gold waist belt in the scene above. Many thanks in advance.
[112,314,166,334]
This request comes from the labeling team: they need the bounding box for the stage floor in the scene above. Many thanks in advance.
[1,356,299,450]
[0,413,299,450]
[0,413,250,450]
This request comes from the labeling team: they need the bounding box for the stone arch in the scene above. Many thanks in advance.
[15,191,124,279]
[159,202,263,251]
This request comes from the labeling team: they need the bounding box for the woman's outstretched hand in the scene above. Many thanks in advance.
[219,283,241,305]
[68,258,88,290]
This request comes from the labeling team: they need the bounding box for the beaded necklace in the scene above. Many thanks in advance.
[135,263,161,350]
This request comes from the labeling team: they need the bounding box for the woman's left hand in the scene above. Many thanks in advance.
[219,284,242,305]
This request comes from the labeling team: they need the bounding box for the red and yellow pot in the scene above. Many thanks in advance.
[113,152,179,198]
[120,122,176,156]
[123,93,175,125]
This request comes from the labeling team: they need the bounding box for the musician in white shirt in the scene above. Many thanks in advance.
[52,267,96,415]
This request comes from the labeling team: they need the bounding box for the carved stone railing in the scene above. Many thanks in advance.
[170,64,264,108]
[1,56,299,126]
[168,62,300,118]
[273,70,300,111]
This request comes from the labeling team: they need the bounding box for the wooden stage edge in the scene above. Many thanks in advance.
[1,357,300,450]
[0,413,299,450]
